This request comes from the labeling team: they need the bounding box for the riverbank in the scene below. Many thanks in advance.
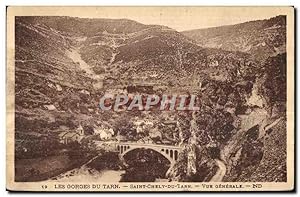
[48,151,124,182]
[15,152,95,182]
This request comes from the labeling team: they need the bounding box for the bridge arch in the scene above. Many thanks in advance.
[122,147,173,164]
[116,143,181,166]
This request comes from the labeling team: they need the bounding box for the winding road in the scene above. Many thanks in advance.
[210,159,227,182]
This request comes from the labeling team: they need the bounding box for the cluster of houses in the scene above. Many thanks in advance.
[57,117,176,145]
[133,118,164,142]
[58,123,115,145]
[93,125,114,140]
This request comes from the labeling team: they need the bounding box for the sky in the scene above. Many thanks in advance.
[10,6,290,31]
[93,7,284,31]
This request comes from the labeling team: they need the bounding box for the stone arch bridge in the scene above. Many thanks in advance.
[116,142,182,166]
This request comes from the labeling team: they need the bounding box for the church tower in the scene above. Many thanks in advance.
[77,124,84,136]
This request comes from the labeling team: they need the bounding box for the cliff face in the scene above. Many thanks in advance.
[168,17,287,182]
[172,61,286,182]
[15,15,287,182]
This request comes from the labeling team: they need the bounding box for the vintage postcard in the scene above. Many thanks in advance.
[6,6,294,192]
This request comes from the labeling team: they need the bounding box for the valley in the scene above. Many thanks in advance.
[14,15,287,183]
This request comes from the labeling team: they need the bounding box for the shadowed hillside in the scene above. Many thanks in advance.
[182,15,286,62]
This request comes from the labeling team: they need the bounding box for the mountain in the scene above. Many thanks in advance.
[182,15,286,61]
[17,16,151,36]
[14,16,287,182]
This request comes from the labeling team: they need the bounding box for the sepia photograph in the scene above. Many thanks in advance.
[6,6,295,192]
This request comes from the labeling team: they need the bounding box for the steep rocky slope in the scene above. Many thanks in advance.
[169,16,287,182]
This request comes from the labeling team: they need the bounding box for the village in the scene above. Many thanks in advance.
[58,124,114,145]
[57,117,177,147]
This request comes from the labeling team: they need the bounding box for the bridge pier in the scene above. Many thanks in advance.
[160,148,179,161]
[117,144,131,154]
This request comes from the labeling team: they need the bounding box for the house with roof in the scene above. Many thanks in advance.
[93,125,114,140]
[58,124,85,145]
[99,128,114,140]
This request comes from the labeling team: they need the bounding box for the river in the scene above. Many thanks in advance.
[49,155,125,182]
[48,149,171,182]
[50,168,124,182]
